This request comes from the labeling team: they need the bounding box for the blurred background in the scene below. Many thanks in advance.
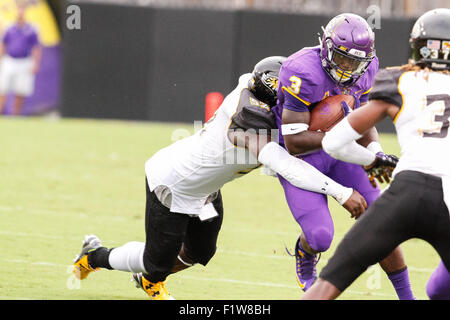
[0,0,448,301]
[2,0,450,130]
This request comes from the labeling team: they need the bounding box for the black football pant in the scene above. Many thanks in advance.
[320,170,450,292]
[143,179,223,283]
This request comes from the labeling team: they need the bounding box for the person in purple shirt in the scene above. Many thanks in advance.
[272,13,415,299]
[0,6,41,115]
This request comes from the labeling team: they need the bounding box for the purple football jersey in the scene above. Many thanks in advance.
[3,24,39,59]
[272,46,381,253]
[273,46,379,146]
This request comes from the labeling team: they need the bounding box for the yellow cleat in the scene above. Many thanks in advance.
[132,273,175,300]
[73,235,102,280]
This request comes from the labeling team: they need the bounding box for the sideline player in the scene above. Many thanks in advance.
[0,5,41,115]
[302,8,450,300]
[271,13,415,299]
[72,56,371,300]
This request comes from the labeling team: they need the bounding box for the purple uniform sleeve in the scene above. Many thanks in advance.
[358,57,379,105]
[279,66,315,113]
[29,28,39,47]
[3,29,11,45]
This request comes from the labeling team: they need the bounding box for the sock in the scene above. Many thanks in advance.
[388,267,415,300]
[108,241,147,273]
[87,247,114,270]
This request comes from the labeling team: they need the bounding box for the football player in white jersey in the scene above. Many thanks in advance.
[302,8,450,300]
[71,56,374,300]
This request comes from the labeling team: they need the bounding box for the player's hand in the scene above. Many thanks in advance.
[363,152,399,188]
[343,189,367,220]
[341,95,360,116]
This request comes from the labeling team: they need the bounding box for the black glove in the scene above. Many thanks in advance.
[363,152,399,188]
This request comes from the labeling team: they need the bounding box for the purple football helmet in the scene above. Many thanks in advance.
[319,13,376,87]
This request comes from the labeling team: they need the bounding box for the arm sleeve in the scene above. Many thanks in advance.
[258,142,353,205]
[322,117,376,166]
[368,68,404,108]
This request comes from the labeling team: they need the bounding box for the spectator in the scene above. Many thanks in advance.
[0,5,41,116]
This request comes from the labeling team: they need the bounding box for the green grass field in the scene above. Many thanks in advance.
[0,117,440,300]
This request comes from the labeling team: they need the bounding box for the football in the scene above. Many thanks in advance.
[309,94,355,132]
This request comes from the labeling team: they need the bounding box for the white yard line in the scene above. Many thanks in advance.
[0,228,436,274]
[1,258,403,299]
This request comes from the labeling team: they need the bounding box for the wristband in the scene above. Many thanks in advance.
[281,123,309,136]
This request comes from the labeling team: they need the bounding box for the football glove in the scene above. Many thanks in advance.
[363,152,399,188]
[340,95,360,117]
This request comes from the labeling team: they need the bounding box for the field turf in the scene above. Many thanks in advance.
[0,117,440,300]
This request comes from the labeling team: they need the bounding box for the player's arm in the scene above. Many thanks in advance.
[282,109,325,155]
[30,31,41,75]
[346,67,403,136]
[347,99,400,134]
[324,66,403,166]
[257,141,367,218]
[355,107,386,158]
[322,100,400,165]
[278,71,325,155]
[228,129,367,217]
[31,44,42,75]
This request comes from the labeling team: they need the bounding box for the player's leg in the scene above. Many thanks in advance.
[282,151,335,253]
[329,161,414,300]
[12,61,35,116]
[278,152,334,291]
[12,95,25,115]
[0,95,6,114]
[138,182,189,299]
[178,191,224,271]
[416,175,450,300]
[279,177,334,255]
[303,174,417,299]
[73,179,184,299]
[426,261,450,300]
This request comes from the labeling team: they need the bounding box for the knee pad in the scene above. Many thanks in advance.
[306,226,333,253]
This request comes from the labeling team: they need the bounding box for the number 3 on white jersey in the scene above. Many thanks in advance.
[420,94,450,139]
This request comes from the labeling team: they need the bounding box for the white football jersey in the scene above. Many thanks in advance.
[146,74,261,215]
[371,68,450,178]
[394,71,450,178]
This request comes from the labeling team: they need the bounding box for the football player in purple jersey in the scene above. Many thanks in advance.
[271,13,415,299]
[301,8,450,301]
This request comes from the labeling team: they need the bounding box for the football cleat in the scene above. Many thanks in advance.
[286,237,320,292]
[132,273,175,300]
[73,234,102,280]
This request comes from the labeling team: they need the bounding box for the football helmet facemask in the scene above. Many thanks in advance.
[319,13,376,87]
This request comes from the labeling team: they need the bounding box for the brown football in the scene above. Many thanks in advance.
[309,94,355,132]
